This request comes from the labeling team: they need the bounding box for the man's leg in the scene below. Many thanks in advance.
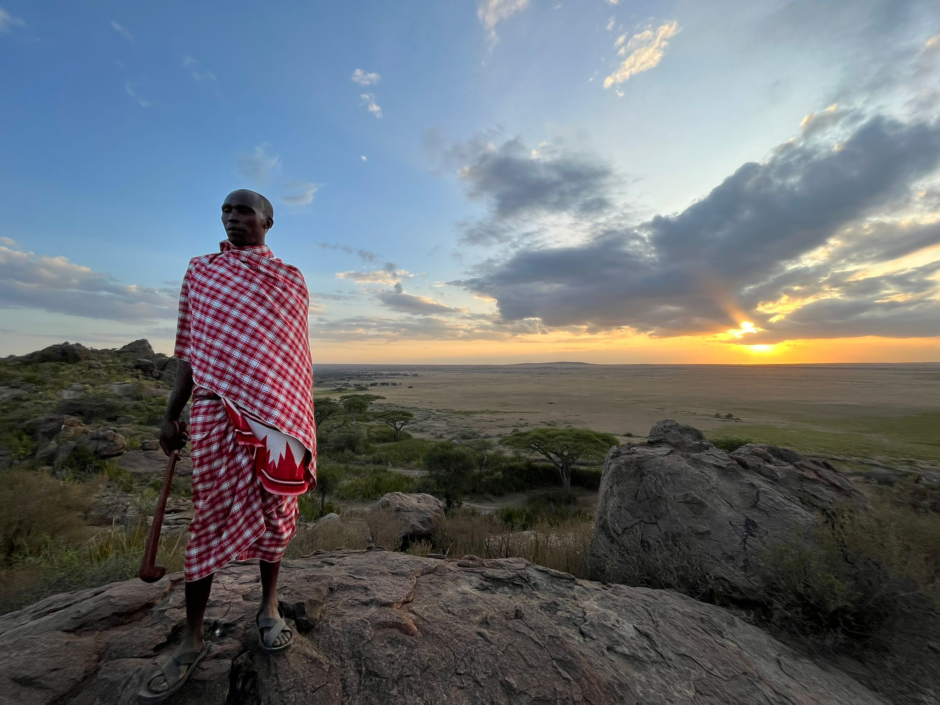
[258,560,292,648]
[146,574,213,694]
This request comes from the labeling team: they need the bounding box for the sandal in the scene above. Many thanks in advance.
[138,641,211,703]
[256,607,294,655]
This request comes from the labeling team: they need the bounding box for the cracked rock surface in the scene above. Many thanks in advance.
[0,549,882,704]
[590,420,869,601]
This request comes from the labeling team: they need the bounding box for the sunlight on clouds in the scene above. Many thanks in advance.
[604,21,679,89]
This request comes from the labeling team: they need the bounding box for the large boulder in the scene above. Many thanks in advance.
[0,551,884,704]
[77,427,127,458]
[369,492,445,546]
[118,339,155,357]
[22,342,90,364]
[590,420,869,601]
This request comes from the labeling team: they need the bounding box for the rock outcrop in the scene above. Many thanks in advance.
[22,341,91,364]
[77,427,127,458]
[370,492,445,546]
[590,420,869,601]
[0,550,884,704]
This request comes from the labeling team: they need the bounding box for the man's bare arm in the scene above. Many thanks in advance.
[159,360,194,455]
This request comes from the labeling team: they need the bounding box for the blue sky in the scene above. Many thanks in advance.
[2,1,940,363]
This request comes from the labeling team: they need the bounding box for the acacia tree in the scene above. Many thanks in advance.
[314,398,342,429]
[339,394,384,425]
[314,465,340,513]
[466,437,495,493]
[375,410,414,441]
[501,428,618,492]
[423,442,477,511]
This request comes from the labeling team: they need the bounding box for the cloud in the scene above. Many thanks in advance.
[604,21,679,89]
[0,242,177,323]
[337,263,414,285]
[281,180,320,206]
[454,112,940,342]
[236,144,279,182]
[124,82,150,108]
[478,0,529,45]
[182,56,216,82]
[0,7,26,33]
[361,155,368,162]
[360,93,382,118]
[315,242,378,262]
[376,286,463,316]
[351,69,381,86]
[110,20,133,42]
[446,135,615,220]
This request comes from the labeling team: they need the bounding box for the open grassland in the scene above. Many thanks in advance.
[708,412,940,463]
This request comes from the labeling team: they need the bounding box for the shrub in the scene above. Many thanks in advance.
[61,446,109,480]
[104,462,135,493]
[366,424,409,444]
[298,493,339,522]
[570,466,602,490]
[498,491,591,531]
[424,442,477,510]
[758,506,939,649]
[0,470,96,563]
[335,469,416,500]
[374,438,435,467]
[324,426,369,456]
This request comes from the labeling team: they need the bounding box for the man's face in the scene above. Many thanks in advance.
[221,190,272,247]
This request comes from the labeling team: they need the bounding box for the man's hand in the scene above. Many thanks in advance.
[159,418,190,457]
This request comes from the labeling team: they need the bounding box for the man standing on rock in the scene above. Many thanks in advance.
[140,189,317,702]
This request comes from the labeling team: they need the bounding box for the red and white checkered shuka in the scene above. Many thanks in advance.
[175,241,316,582]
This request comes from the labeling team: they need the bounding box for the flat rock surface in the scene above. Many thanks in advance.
[0,550,883,705]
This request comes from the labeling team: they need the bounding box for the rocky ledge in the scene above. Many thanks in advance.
[0,550,882,704]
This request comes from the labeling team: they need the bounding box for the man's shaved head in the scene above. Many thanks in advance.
[227,189,274,219]
[221,189,274,247]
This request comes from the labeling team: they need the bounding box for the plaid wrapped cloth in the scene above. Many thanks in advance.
[175,241,316,582]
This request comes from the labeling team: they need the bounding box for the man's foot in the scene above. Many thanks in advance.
[256,603,293,653]
[140,638,208,701]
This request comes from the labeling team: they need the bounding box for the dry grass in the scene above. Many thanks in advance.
[434,510,595,577]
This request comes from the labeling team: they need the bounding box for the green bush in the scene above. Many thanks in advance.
[0,470,96,563]
[478,456,557,495]
[373,438,435,467]
[498,491,591,531]
[570,466,602,490]
[335,469,416,500]
[759,507,938,648]
[424,442,478,510]
[298,493,339,522]
[104,462,135,493]
[61,446,109,480]
[367,423,413,444]
[323,426,370,456]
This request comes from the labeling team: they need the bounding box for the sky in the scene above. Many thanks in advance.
[1,0,940,364]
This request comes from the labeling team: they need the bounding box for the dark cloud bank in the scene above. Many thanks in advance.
[450,114,940,343]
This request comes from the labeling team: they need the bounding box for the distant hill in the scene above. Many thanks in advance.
[509,361,595,367]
